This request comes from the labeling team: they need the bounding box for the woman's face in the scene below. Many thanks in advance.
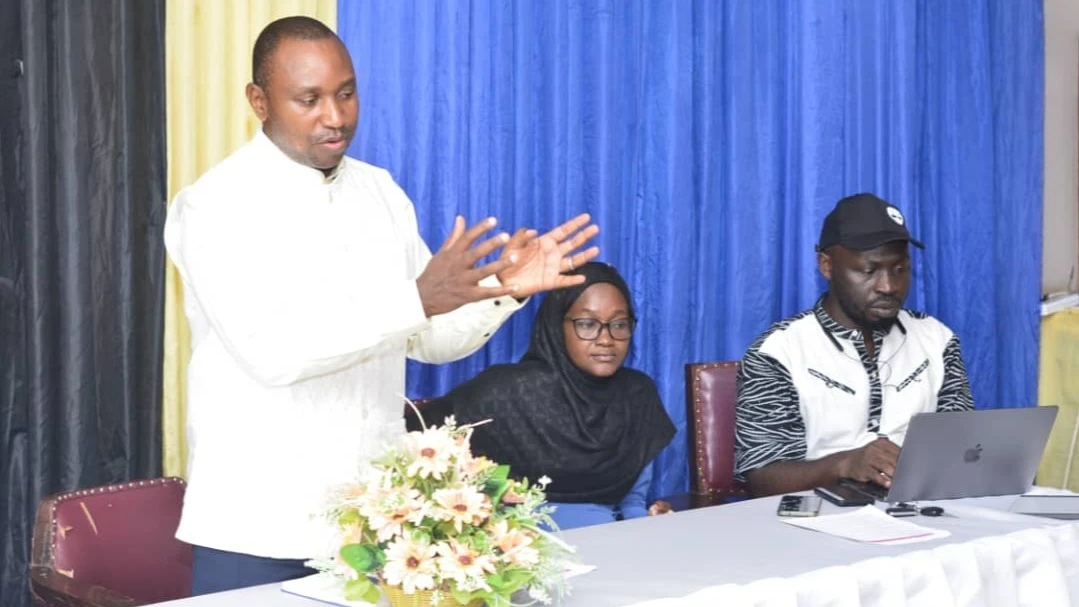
[562,282,633,377]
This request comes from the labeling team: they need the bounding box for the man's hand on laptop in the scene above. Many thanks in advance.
[837,437,900,487]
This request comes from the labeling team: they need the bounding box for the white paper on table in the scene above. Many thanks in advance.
[564,562,597,578]
[781,505,950,545]
[281,564,596,606]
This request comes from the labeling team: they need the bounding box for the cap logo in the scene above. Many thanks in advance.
[886,206,904,225]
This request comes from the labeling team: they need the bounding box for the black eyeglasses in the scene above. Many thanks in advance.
[564,317,636,341]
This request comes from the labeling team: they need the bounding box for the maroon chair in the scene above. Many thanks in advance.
[30,477,193,607]
[661,361,749,511]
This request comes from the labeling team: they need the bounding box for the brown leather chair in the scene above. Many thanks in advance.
[30,477,192,607]
[661,361,749,511]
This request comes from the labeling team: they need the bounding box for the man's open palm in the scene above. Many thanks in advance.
[497,214,600,297]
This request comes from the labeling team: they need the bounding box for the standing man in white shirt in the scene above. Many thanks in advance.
[164,16,600,595]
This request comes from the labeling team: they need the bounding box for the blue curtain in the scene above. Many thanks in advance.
[337,0,1043,498]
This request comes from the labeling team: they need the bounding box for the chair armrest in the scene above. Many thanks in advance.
[29,566,139,607]
[658,491,750,512]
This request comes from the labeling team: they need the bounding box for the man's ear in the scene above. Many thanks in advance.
[246,83,269,122]
[817,250,832,281]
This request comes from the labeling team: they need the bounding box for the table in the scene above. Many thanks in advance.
[152,495,1079,606]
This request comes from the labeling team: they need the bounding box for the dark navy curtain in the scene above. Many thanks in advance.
[337,1,1043,498]
[0,2,166,606]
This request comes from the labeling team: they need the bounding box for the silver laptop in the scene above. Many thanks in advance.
[1011,494,1079,520]
[843,406,1058,503]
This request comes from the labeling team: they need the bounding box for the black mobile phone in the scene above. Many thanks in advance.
[814,484,875,507]
[838,477,888,501]
[777,494,822,517]
[885,505,918,517]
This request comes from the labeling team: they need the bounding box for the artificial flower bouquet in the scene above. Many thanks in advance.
[310,415,576,606]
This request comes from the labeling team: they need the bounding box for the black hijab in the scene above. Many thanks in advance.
[434,262,675,505]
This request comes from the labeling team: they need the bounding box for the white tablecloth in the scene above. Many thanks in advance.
[152,494,1079,606]
[628,522,1079,606]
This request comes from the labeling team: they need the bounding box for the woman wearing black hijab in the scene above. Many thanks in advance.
[431,262,675,529]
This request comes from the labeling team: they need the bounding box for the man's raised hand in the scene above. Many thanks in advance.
[416,216,519,317]
[495,213,600,298]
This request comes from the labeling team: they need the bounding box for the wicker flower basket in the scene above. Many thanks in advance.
[381,584,484,607]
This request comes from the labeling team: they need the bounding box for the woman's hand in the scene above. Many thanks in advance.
[647,500,673,516]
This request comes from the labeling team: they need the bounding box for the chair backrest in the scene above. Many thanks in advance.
[31,477,192,605]
[686,361,744,494]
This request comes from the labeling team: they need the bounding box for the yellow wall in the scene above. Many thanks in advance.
[1037,309,1079,490]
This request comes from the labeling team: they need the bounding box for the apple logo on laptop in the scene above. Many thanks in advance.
[963,444,983,463]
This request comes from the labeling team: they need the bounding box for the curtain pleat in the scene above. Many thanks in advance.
[163,0,337,477]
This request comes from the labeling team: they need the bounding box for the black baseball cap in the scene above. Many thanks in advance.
[816,193,924,252]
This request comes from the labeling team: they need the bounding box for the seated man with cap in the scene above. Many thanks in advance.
[734,193,974,497]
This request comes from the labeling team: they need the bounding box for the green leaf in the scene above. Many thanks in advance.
[486,572,506,592]
[343,578,381,604]
[360,584,380,604]
[490,464,510,482]
[486,478,511,504]
[482,465,512,501]
[436,520,458,536]
[451,586,477,604]
[501,567,532,592]
[340,544,382,573]
[338,509,361,526]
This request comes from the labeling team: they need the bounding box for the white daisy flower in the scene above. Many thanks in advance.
[432,486,492,532]
[489,520,540,568]
[435,539,496,591]
[358,486,429,542]
[382,536,438,593]
[404,428,455,480]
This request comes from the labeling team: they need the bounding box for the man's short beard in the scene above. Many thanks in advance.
[834,288,897,333]
[863,315,897,332]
